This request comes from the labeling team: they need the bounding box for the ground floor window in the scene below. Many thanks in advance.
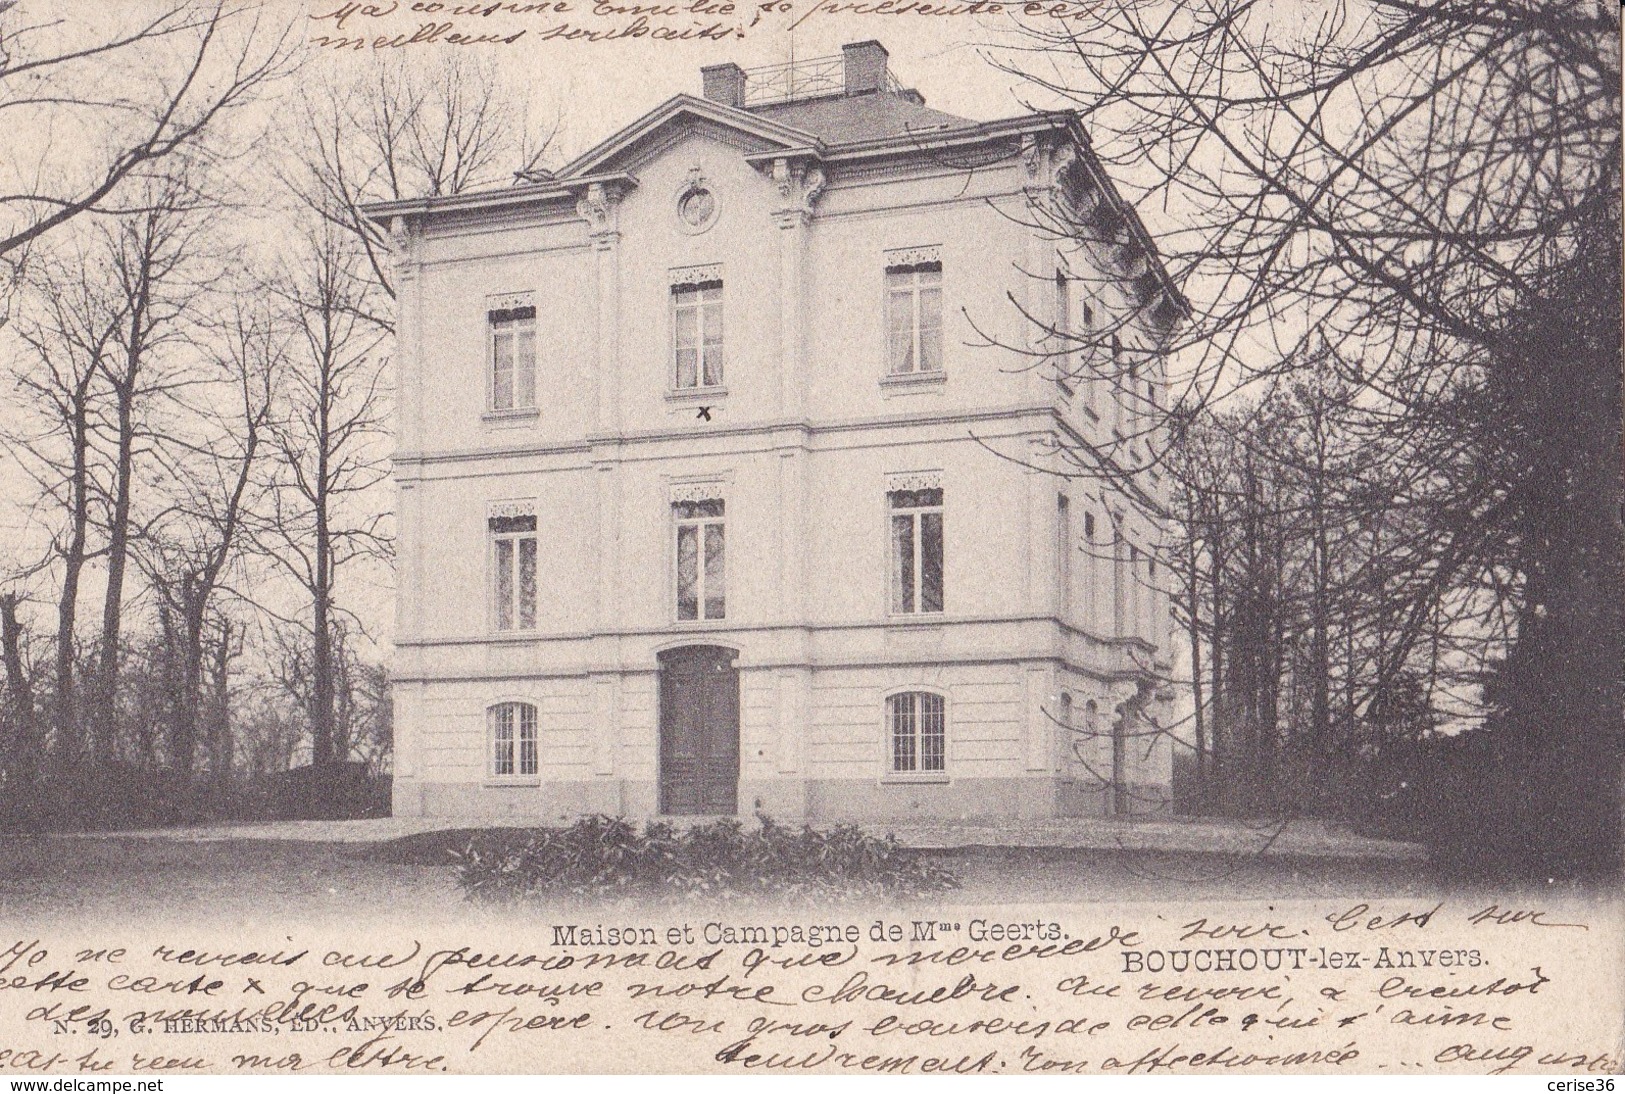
[888,691,946,774]
[491,702,538,777]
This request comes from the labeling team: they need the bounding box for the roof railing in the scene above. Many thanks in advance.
[740,53,905,106]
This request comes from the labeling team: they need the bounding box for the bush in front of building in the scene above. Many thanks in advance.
[453,814,959,903]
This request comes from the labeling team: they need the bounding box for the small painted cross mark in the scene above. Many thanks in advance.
[696,406,713,421]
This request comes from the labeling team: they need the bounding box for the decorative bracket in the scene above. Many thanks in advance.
[389,215,419,285]
[765,154,827,227]
[573,180,630,249]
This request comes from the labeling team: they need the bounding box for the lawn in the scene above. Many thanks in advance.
[0,829,1459,928]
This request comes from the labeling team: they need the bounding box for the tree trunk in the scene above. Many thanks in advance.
[93,379,136,766]
[1309,451,1332,757]
[166,578,207,777]
[207,618,234,798]
[54,390,94,766]
[1,593,36,777]
[310,383,336,767]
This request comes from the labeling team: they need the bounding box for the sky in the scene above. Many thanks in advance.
[1,4,1097,669]
[307,7,1069,161]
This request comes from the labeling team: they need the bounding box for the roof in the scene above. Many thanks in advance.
[747,91,975,145]
[558,94,823,179]
[358,83,1186,324]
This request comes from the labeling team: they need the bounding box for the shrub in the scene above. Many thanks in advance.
[453,814,959,904]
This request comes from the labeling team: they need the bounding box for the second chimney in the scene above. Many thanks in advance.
[843,40,889,95]
[701,62,746,108]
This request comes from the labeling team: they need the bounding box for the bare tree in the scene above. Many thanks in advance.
[82,173,215,762]
[141,291,278,776]
[0,2,293,267]
[6,242,126,763]
[261,225,390,769]
[282,52,560,310]
[987,0,1620,868]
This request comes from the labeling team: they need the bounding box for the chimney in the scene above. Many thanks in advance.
[701,62,746,108]
[842,40,889,96]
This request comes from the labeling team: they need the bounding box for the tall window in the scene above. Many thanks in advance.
[491,513,537,631]
[673,281,723,389]
[1053,269,1072,369]
[1127,544,1140,640]
[1127,357,1142,436]
[1146,555,1160,646]
[674,499,725,621]
[1109,333,1124,435]
[1083,510,1098,624]
[886,262,942,374]
[1081,301,1099,415]
[490,702,538,777]
[1058,691,1073,769]
[489,304,537,411]
[889,488,943,614]
[1056,494,1072,615]
[888,692,946,774]
[1112,524,1127,638]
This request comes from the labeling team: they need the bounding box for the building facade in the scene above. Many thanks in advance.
[371,43,1185,822]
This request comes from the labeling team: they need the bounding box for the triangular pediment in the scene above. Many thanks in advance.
[558,94,824,180]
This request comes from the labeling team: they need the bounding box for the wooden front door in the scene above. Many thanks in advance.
[659,646,740,815]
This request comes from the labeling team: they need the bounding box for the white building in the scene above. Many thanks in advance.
[370,42,1184,822]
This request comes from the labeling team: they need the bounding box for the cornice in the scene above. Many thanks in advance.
[394,402,1063,470]
[393,612,1154,663]
[364,171,637,222]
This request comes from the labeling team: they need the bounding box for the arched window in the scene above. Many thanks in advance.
[887,691,946,774]
[490,702,538,777]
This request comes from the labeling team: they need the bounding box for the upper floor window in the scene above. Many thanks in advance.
[886,261,942,375]
[888,691,946,774]
[1109,333,1125,433]
[1054,269,1072,350]
[1125,543,1140,639]
[1056,493,1072,614]
[1111,522,1127,637]
[490,701,538,777]
[674,498,725,621]
[1080,301,1100,415]
[489,303,536,411]
[889,487,943,614]
[491,512,537,632]
[673,280,723,389]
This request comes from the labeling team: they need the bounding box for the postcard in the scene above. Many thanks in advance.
[0,0,1618,1077]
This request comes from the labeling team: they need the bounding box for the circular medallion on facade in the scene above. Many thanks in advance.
[676,179,719,234]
